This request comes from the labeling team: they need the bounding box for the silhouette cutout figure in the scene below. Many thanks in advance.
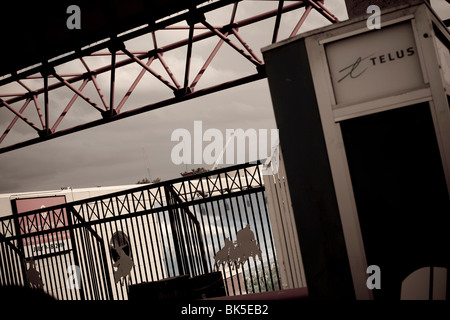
[214,238,234,269]
[214,225,262,270]
[26,259,44,290]
[112,245,134,285]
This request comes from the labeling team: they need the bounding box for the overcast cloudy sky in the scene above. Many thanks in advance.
[0,0,448,194]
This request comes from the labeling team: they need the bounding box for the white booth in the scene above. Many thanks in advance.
[262,1,450,299]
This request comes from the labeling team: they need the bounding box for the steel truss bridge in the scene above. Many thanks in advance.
[0,0,339,154]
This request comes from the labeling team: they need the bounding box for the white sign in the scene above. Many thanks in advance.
[325,21,424,105]
[15,196,71,258]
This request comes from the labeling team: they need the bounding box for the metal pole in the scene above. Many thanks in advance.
[67,206,86,300]
[164,186,185,276]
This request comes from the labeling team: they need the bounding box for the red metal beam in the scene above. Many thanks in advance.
[116,56,155,113]
[0,98,40,133]
[0,72,266,154]
[290,4,313,38]
[0,98,32,144]
[190,36,226,91]
[52,72,104,113]
[80,57,109,110]
[51,79,90,132]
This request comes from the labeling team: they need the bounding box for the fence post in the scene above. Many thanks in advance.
[165,186,186,276]
[67,205,85,300]
[262,150,306,289]
[194,219,209,274]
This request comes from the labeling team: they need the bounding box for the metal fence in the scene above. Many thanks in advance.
[0,162,281,300]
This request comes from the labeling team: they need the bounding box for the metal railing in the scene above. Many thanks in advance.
[0,162,281,299]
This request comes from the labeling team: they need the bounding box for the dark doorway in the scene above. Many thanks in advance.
[341,103,450,300]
